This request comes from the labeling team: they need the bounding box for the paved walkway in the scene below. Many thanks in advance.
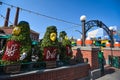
[96,66,120,80]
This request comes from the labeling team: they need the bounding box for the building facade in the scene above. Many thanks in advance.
[0,26,40,41]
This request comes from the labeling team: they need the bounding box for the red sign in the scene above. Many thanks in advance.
[66,46,72,56]
[44,47,57,61]
[2,40,21,61]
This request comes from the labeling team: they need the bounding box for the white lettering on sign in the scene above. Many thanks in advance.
[46,49,56,59]
[6,44,18,56]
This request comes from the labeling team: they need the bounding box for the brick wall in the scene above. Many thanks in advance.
[0,63,90,80]
[72,46,99,70]
[103,47,120,64]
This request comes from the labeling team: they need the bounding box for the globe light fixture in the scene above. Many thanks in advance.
[80,15,86,21]
[109,26,114,30]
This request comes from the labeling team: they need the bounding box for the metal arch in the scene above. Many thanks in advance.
[84,20,114,46]
[85,20,103,32]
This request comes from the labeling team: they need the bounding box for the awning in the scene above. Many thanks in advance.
[0,34,11,39]
[32,40,38,45]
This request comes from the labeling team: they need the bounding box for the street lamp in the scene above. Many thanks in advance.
[109,26,114,66]
[80,15,86,46]
[109,27,114,47]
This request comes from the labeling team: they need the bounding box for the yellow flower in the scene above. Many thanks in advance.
[12,26,21,36]
[50,33,56,41]
[65,36,68,40]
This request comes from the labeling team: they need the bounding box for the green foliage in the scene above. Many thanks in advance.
[59,31,66,39]
[32,44,43,61]
[59,44,67,60]
[39,26,59,60]
[7,21,32,62]
[59,31,73,61]
[62,39,71,46]
[9,21,31,42]
[40,26,59,52]
[59,31,71,46]
[0,60,20,65]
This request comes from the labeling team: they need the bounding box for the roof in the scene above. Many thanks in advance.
[0,34,11,38]
[30,29,39,35]
[0,27,40,35]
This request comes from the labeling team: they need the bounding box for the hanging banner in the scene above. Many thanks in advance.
[44,47,57,61]
[2,40,21,61]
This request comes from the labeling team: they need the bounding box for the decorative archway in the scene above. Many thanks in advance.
[84,20,114,46]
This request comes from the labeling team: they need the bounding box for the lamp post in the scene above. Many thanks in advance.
[109,27,114,47]
[109,27,114,66]
[80,15,86,46]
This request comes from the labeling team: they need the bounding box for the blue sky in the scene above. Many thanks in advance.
[0,0,120,39]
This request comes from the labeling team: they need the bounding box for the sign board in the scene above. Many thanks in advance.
[44,47,57,61]
[2,40,21,61]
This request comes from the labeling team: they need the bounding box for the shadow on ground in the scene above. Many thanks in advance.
[103,66,116,75]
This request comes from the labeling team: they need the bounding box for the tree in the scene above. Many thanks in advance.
[1,21,32,64]
[59,31,73,61]
[40,26,60,61]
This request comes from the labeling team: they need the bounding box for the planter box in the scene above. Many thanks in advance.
[32,62,46,69]
[45,61,56,68]
[0,65,4,74]
[4,64,21,74]
[69,59,77,65]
